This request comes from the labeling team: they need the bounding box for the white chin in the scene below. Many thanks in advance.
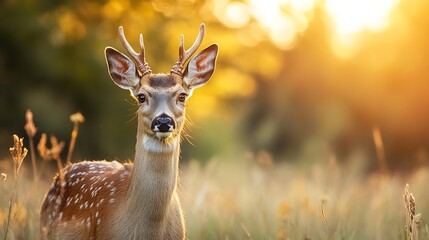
[155,132,173,139]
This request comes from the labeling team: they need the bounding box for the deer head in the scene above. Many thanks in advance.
[105,24,218,141]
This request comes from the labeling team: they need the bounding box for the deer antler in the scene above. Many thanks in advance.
[171,24,206,76]
[118,26,151,76]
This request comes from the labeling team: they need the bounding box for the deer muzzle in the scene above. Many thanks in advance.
[152,114,175,133]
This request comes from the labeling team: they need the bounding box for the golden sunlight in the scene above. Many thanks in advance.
[213,0,315,50]
[248,0,315,49]
[325,0,399,57]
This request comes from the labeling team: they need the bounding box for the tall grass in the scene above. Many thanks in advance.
[1,112,429,239]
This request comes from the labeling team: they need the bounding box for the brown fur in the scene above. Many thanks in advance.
[40,24,218,240]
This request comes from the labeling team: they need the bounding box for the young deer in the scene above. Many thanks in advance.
[40,24,218,240]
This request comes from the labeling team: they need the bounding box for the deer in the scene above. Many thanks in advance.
[39,23,218,240]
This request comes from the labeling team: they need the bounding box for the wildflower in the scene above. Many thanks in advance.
[277,202,290,221]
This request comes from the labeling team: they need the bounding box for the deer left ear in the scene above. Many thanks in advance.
[183,44,218,89]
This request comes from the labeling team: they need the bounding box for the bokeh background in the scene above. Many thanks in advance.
[1,0,429,171]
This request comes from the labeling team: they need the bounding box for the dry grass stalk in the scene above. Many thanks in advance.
[37,133,66,188]
[4,135,28,240]
[320,198,333,240]
[276,201,289,240]
[9,135,28,181]
[372,126,388,175]
[240,222,253,239]
[66,112,84,165]
[24,109,38,183]
[404,184,421,240]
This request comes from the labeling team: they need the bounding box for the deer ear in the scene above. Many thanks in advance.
[183,44,218,89]
[105,47,140,90]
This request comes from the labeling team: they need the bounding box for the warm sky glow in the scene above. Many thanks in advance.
[325,0,399,57]
[214,0,399,57]
[214,0,314,50]
[326,0,398,35]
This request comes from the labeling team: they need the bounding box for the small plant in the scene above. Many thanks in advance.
[24,109,38,183]
[404,183,421,240]
[37,133,65,180]
[4,135,28,240]
[66,112,84,165]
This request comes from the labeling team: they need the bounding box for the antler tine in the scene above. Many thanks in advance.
[181,24,206,65]
[171,24,206,75]
[118,26,151,76]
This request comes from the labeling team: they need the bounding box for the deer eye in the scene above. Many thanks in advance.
[137,94,146,103]
[178,93,187,103]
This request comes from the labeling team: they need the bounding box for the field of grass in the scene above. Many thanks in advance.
[0,144,428,239]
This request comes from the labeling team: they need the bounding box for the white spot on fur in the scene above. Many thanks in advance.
[66,197,72,207]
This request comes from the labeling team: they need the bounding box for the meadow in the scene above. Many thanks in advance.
[0,119,426,240]
[1,0,429,239]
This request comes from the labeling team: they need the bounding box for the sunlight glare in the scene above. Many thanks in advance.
[326,0,398,35]
[223,2,251,28]
[248,0,315,49]
[325,0,398,58]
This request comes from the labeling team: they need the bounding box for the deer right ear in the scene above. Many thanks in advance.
[105,47,140,90]
[183,44,218,90]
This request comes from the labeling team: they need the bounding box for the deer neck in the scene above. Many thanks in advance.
[123,122,181,233]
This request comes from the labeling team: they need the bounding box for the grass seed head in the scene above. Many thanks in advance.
[50,136,65,160]
[37,133,65,161]
[9,134,28,178]
[404,183,421,238]
[24,110,37,138]
[70,112,85,124]
[38,133,52,161]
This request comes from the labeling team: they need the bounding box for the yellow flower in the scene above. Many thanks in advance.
[277,202,290,221]
[276,228,287,240]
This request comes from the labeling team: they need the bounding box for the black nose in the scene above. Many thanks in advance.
[152,115,175,133]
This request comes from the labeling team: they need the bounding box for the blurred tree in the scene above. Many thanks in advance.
[1,0,429,172]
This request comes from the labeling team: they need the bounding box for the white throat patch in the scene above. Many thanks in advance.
[142,135,177,153]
